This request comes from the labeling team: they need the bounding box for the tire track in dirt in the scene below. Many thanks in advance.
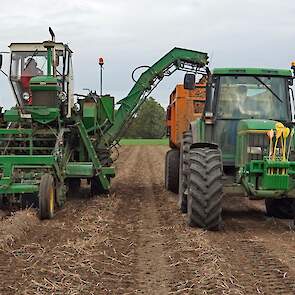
[207,222,295,294]
[109,145,173,294]
[150,146,244,294]
[205,196,295,294]
[134,147,171,294]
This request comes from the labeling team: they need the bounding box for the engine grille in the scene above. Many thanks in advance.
[248,133,269,161]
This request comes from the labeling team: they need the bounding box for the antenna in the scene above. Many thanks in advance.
[99,57,104,96]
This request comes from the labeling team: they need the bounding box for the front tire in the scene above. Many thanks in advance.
[39,174,55,220]
[187,147,223,230]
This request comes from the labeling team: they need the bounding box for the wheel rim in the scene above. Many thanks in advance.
[49,186,54,215]
[39,174,55,220]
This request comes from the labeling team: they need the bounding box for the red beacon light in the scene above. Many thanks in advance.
[99,57,104,66]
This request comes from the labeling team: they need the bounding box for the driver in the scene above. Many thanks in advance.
[21,58,43,104]
[22,58,43,77]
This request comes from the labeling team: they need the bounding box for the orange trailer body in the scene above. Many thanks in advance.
[166,83,206,148]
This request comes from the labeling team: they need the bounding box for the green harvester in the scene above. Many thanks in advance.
[0,28,208,219]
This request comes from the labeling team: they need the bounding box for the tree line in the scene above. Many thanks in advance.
[123,97,166,139]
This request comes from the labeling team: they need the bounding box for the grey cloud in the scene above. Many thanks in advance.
[0,0,294,108]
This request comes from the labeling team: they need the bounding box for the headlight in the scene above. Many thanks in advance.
[23,92,30,100]
[74,103,80,112]
[247,146,262,155]
[59,92,67,102]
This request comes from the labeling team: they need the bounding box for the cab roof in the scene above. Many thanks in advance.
[213,68,292,77]
[9,42,72,53]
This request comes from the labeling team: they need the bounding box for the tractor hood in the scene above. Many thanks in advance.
[238,119,278,134]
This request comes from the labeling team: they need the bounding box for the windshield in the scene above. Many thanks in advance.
[217,76,289,120]
[10,51,64,104]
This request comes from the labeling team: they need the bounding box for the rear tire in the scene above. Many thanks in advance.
[39,174,55,220]
[265,198,295,219]
[187,147,223,230]
[165,149,180,193]
[178,131,192,213]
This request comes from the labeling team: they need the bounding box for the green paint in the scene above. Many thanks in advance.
[100,95,114,124]
[0,184,39,194]
[213,68,292,77]
[82,102,97,130]
[66,162,94,177]
[0,155,55,193]
[47,47,52,75]
[4,108,20,122]
[239,157,295,198]
[30,76,61,91]
[76,118,111,190]
[0,128,33,135]
[237,119,277,132]
[27,106,60,124]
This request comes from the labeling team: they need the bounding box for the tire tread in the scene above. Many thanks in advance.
[187,147,223,230]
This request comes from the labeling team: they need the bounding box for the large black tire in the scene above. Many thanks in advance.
[39,174,55,220]
[178,131,192,213]
[265,198,295,219]
[187,147,223,230]
[165,149,180,193]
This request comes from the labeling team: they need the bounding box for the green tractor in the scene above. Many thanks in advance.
[0,28,209,219]
[179,67,295,230]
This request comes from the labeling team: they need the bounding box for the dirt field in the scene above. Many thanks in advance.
[1,145,295,294]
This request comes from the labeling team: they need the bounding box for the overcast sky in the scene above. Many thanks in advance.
[0,0,294,108]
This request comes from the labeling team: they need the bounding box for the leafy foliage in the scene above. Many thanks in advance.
[124,97,166,139]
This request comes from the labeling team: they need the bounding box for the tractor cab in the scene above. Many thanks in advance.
[7,36,74,122]
[204,68,294,166]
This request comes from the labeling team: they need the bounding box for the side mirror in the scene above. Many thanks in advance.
[184,73,195,90]
[0,54,3,69]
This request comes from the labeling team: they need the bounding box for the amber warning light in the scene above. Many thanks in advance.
[99,57,104,66]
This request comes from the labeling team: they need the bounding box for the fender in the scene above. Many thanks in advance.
[190,120,199,143]
[190,120,218,149]
[190,142,219,150]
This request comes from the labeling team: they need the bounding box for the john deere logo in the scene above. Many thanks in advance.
[40,82,46,85]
